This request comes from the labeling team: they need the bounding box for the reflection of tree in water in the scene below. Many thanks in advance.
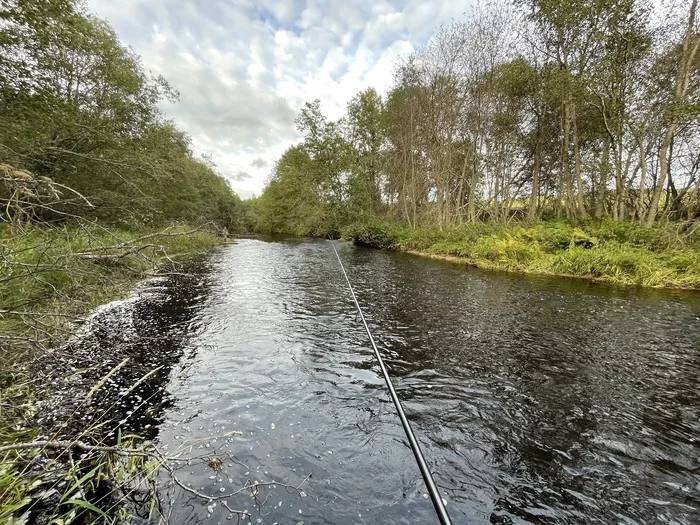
[33,257,215,443]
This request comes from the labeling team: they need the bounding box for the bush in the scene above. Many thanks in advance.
[552,247,603,277]
[585,219,699,252]
[341,222,397,249]
[519,222,597,252]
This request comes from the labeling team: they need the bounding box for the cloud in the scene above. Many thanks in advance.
[230,171,254,182]
[88,0,475,197]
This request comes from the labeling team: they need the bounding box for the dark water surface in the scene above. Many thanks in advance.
[122,238,699,524]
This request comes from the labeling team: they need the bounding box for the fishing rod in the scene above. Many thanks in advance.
[332,242,453,525]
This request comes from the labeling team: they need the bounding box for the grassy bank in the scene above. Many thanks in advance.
[342,220,700,290]
[1,223,225,359]
[1,223,228,524]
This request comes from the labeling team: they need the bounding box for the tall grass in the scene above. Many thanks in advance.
[0,367,163,525]
[341,220,700,289]
[1,223,223,362]
[1,223,227,523]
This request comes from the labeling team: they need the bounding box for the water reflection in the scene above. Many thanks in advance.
[80,238,699,524]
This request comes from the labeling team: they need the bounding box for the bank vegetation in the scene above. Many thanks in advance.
[0,1,248,522]
[343,220,700,288]
[250,0,700,288]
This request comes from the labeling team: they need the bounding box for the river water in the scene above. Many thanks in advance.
[106,238,699,524]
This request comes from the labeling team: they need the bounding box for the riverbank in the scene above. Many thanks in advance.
[0,223,229,524]
[341,221,700,290]
[1,224,226,357]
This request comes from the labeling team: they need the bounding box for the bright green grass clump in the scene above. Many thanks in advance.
[0,375,40,522]
[341,220,700,289]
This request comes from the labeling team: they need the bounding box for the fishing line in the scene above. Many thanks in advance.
[332,242,453,525]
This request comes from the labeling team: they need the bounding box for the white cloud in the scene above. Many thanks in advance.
[88,0,475,197]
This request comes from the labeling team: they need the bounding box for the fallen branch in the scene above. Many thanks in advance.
[74,229,204,254]
[0,436,310,522]
[0,309,82,319]
[0,439,156,456]
[74,243,158,261]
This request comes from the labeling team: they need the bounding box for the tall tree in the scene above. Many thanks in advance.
[346,88,386,219]
[646,0,700,227]
[0,0,242,229]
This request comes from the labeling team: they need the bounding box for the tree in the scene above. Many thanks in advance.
[645,0,700,227]
[295,100,352,231]
[0,0,242,230]
[256,145,323,235]
[256,0,699,232]
[346,88,386,219]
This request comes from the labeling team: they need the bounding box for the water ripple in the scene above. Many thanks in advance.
[142,238,700,524]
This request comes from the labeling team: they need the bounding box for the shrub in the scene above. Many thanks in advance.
[341,222,397,249]
[340,219,700,289]
[519,222,597,252]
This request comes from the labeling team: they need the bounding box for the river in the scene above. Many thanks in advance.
[92,237,700,524]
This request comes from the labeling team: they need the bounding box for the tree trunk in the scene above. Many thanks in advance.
[528,140,541,221]
[571,104,587,221]
[456,145,469,224]
[596,138,610,218]
[468,139,479,222]
[618,138,630,221]
[562,101,576,221]
[646,0,700,227]
[635,137,648,222]
[647,128,675,227]
[558,103,570,219]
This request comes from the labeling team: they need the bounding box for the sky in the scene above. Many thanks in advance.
[87,0,475,199]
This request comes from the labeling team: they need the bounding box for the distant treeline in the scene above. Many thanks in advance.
[251,0,700,236]
[0,0,244,231]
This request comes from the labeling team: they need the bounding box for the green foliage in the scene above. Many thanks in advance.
[343,220,700,289]
[255,117,355,237]
[254,145,335,236]
[0,373,39,522]
[519,222,598,251]
[250,0,699,233]
[341,222,397,249]
[469,235,541,266]
[0,377,159,525]
[590,219,700,252]
[0,224,224,361]
[0,0,243,231]
[346,88,386,219]
[255,91,392,236]
[0,223,226,523]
